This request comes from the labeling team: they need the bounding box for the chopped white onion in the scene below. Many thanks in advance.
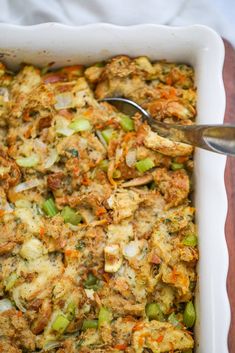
[0,298,13,312]
[82,303,91,314]
[34,139,47,152]
[0,87,9,102]
[126,150,137,167]
[55,116,74,136]
[96,130,107,147]
[115,148,123,160]
[84,288,95,300]
[12,288,26,312]
[14,179,42,193]
[122,174,153,188]
[43,341,61,351]
[0,204,13,213]
[54,92,73,110]
[15,199,32,208]
[106,195,114,208]
[44,149,58,169]
[0,196,14,212]
[123,241,140,258]
[79,137,88,149]
[68,224,79,231]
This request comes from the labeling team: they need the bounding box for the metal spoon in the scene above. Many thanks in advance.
[101,97,235,156]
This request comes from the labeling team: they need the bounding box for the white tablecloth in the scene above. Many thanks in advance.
[1,0,235,46]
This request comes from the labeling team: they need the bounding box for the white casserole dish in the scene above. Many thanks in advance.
[0,23,230,353]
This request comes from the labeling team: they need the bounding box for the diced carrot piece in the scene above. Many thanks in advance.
[39,227,45,237]
[65,249,79,257]
[132,322,144,332]
[156,335,164,343]
[114,344,128,350]
[81,176,91,186]
[95,207,106,216]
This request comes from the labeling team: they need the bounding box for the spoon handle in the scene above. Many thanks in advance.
[154,124,235,156]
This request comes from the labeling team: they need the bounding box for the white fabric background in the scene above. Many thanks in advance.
[0,0,235,46]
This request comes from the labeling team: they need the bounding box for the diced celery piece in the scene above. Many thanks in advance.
[52,314,70,333]
[182,234,198,247]
[119,114,134,132]
[145,302,164,321]
[113,169,121,179]
[136,158,154,173]
[171,162,184,171]
[84,273,100,290]
[68,118,91,132]
[42,198,58,217]
[98,307,112,328]
[99,159,109,172]
[101,128,113,143]
[82,319,98,330]
[183,301,196,328]
[16,155,39,168]
[66,302,76,321]
[61,206,82,225]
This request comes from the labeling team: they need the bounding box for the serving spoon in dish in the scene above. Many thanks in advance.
[101,97,235,156]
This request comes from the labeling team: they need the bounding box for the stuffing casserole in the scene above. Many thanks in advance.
[0,56,198,353]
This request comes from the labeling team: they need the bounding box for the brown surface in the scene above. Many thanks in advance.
[224,39,235,353]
